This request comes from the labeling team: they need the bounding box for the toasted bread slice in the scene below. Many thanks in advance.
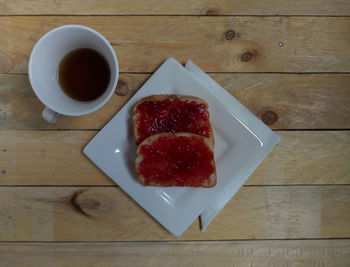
[133,95,214,146]
[135,132,216,188]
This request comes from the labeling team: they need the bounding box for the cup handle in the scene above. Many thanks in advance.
[42,107,62,123]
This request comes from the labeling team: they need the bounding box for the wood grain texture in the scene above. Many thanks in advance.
[1,0,349,15]
[0,74,145,130]
[0,17,349,73]
[1,240,349,267]
[213,73,350,130]
[0,186,349,241]
[1,73,349,130]
[0,131,349,186]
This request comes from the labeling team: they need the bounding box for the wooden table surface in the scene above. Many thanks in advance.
[0,1,350,266]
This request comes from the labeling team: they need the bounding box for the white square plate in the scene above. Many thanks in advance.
[84,58,263,236]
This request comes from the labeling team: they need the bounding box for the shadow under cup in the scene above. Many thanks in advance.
[28,25,119,116]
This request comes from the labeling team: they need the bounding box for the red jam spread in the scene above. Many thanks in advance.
[138,135,214,187]
[135,99,211,145]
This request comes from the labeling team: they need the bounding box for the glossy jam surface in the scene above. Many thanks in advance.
[135,99,211,145]
[138,135,214,187]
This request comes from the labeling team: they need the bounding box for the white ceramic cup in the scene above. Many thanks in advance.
[28,25,119,123]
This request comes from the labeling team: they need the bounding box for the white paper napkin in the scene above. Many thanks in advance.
[185,60,280,230]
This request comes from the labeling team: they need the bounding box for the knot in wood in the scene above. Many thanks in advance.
[70,189,90,217]
[226,30,235,40]
[241,51,254,62]
[206,7,220,15]
[115,80,130,96]
[260,110,278,125]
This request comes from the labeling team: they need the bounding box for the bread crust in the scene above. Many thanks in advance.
[135,132,217,188]
[133,95,214,146]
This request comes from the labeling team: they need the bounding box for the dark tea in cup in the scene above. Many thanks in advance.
[58,48,111,102]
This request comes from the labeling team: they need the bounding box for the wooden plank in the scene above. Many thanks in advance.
[0,73,145,130]
[0,131,349,186]
[0,186,349,241]
[1,73,349,130]
[0,17,349,73]
[1,240,349,267]
[1,0,349,15]
[212,73,350,130]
